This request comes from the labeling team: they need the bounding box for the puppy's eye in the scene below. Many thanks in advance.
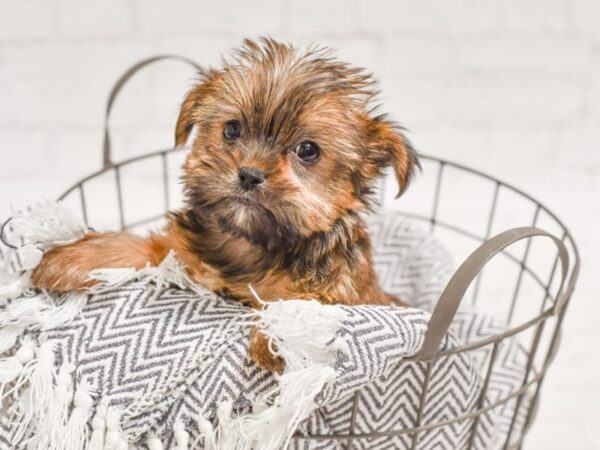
[294,140,320,162]
[223,120,242,141]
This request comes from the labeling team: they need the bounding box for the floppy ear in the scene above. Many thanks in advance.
[366,116,420,198]
[175,86,200,147]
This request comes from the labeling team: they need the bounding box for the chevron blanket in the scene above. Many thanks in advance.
[0,204,530,449]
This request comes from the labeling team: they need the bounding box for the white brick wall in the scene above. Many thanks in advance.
[0,1,599,448]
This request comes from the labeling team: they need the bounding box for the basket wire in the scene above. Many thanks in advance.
[54,56,579,450]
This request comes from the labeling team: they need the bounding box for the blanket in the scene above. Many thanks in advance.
[0,203,530,449]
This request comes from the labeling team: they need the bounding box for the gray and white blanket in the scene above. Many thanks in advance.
[0,206,529,449]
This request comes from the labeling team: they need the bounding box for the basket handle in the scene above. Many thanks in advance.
[412,226,571,361]
[102,55,203,169]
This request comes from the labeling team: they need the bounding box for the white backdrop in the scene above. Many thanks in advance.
[0,1,599,448]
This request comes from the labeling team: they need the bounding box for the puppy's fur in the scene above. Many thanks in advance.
[32,38,418,372]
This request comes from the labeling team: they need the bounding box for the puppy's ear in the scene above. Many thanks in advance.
[175,86,200,147]
[366,115,419,198]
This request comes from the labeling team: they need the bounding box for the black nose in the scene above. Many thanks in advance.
[238,167,265,191]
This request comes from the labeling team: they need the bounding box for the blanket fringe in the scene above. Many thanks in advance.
[195,297,348,450]
[7,340,57,446]
[47,362,76,449]
[0,337,36,401]
[88,398,110,450]
[0,273,30,306]
[60,380,94,450]
[0,324,25,354]
[173,419,190,450]
[195,415,217,450]
[88,251,198,300]
[146,433,164,450]
[1,202,352,449]
[4,200,87,250]
[0,292,88,332]
[103,406,128,450]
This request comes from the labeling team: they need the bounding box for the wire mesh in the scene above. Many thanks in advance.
[56,146,579,449]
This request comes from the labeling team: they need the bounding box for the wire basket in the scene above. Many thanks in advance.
[56,56,580,449]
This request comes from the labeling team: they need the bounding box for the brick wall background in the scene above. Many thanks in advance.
[0,1,598,448]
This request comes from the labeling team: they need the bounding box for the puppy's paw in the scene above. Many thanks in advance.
[31,245,95,292]
[248,326,286,374]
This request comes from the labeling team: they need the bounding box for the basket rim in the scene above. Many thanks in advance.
[56,147,580,357]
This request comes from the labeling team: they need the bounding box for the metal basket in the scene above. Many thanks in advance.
[56,56,580,449]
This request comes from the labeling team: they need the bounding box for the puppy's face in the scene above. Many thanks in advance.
[176,38,418,249]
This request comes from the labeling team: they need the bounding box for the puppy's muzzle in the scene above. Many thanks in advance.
[239,167,265,191]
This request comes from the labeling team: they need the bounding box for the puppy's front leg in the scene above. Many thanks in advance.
[248,326,286,374]
[31,232,171,292]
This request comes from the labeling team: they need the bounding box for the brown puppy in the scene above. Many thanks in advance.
[31,38,419,372]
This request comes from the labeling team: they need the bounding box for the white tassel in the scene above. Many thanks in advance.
[88,398,110,450]
[62,380,95,450]
[0,294,53,329]
[86,268,140,293]
[103,407,128,450]
[0,338,36,401]
[89,251,199,299]
[247,294,349,372]
[173,419,189,450]
[8,200,87,250]
[0,292,87,332]
[26,341,57,428]
[0,324,25,354]
[210,366,337,450]
[38,292,88,330]
[27,363,75,450]
[15,244,43,271]
[25,361,74,450]
[194,415,216,450]
[0,273,29,306]
[9,340,57,446]
[200,294,348,450]
[146,433,164,450]
[48,362,75,448]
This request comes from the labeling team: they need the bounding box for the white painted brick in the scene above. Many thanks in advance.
[456,0,504,34]
[556,123,600,169]
[0,0,56,41]
[502,0,571,32]
[446,74,585,129]
[408,125,490,168]
[233,0,286,36]
[102,126,176,164]
[136,0,228,34]
[137,0,283,35]
[587,62,600,124]
[50,129,104,177]
[150,35,241,68]
[358,0,501,34]
[458,36,593,76]
[287,36,382,74]
[0,41,153,128]
[0,178,67,218]
[379,75,448,126]
[0,129,53,178]
[57,0,134,38]
[288,0,355,35]
[486,129,562,171]
[382,37,456,77]
[327,37,382,74]
[571,0,600,37]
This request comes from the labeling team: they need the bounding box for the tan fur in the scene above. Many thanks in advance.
[31,38,419,371]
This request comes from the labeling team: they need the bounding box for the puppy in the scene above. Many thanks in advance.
[31,38,418,372]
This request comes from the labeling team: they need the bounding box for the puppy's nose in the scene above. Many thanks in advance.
[238,167,265,191]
